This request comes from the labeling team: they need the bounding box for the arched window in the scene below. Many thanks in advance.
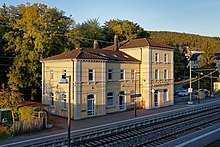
[87,94,95,116]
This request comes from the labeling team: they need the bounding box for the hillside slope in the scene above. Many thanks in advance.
[150,31,220,52]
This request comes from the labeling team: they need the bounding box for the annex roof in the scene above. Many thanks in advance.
[41,48,140,62]
[102,38,174,50]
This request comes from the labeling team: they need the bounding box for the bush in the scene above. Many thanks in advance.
[19,106,34,121]
[0,126,13,140]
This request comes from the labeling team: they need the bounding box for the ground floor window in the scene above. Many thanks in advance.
[61,94,67,110]
[50,92,54,105]
[163,89,168,102]
[119,91,125,110]
[154,90,159,107]
[107,92,114,107]
[87,94,95,116]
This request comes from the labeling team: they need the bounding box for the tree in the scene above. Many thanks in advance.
[199,41,216,67]
[67,18,105,48]
[174,48,186,80]
[0,84,23,116]
[103,19,150,42]
[2,3,74,101]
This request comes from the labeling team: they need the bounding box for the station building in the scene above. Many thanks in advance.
[41,36,174,119]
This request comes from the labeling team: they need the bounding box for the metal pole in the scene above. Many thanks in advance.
[211,73,212,92]
[68,76,71,147]
[198,73,200,91]
[188,60,193,104]
[134,73,137,117]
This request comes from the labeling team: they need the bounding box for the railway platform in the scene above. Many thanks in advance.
[1,96,220,146]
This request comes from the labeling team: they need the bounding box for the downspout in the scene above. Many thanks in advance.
[149,47,153,109]
[41,61,45,104]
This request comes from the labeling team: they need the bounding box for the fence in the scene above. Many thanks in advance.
[14,118,44,135]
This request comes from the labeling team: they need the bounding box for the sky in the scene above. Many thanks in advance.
[1,0,220,37]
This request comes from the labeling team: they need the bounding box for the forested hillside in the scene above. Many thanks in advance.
[150,31,220,52]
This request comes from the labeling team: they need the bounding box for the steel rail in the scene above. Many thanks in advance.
[2,100,220,147]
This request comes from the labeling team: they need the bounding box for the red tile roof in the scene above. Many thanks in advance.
[102,38,174,50]
[41,48,140,62]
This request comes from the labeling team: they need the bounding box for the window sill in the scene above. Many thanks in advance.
[163,100,171,103]
[106,106,115,108]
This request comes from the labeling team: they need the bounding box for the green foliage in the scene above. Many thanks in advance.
[151,31,220,79]
[199,41,216,67]
[150,31,220,53]
[174,48,186,79]
[18,106,34,121]
[2,3,74,100]
[67,18,105,48]
[104,19,150,41]
[0,84,23,116]
[0,126,13,140]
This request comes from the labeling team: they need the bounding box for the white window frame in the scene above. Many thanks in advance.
[88,69,94,82]
[61,93,67,110]
[155,53,159,63]
[120,69,125,80]
[131,70,135,80]
[164,54,168,63]
[108,69,113,81]
[155,69,159,80]
[107,92,114,107]
[163,89,168,102]
[87,94,95,116]
[164,69,168,80]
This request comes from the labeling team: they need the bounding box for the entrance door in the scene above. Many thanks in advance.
[119,91,125,110]
[154,90,158,108]
[87,94,95,116]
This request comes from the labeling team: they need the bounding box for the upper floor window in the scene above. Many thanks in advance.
[155,69,159,80]
[50,70,53,80]
[131,70,135,80]
[107,92,114,107]
[164,69,168,80]
[164,54,168,63]
[108,69,113,81]
[88,69,94,81]
[155,53,159,63]
[120,69,125,80]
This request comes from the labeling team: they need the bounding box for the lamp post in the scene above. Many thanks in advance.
[198,72,203,91]
[59,75,71,147]
[188,58,193,104]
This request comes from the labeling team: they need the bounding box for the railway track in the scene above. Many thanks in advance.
[73,104,220,147]
[3,101,220,147]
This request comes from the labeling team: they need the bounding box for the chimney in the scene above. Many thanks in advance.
[93,40,98,49]
[114,35,119,51]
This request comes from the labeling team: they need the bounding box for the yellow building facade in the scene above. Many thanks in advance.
[41,48,140,119]
[41,38,174,119]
